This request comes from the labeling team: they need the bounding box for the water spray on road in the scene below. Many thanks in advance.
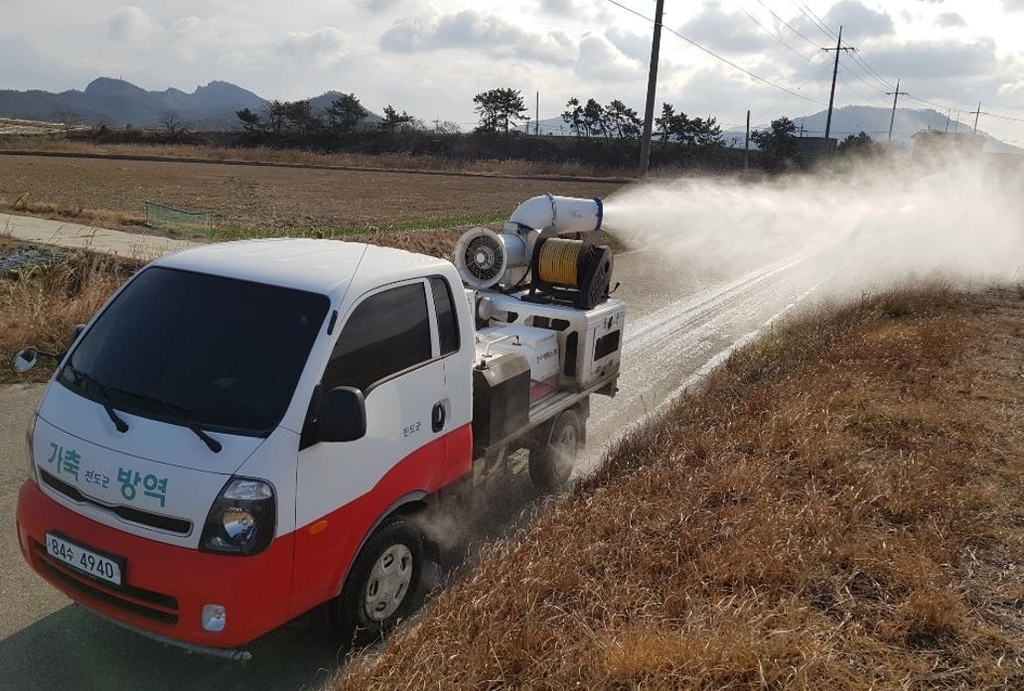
[602,156,1024,298]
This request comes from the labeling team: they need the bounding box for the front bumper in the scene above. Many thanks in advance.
[16,480,295,648]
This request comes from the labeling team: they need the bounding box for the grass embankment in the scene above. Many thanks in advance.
[339,286,1024,689]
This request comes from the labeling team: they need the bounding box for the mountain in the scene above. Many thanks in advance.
[0,78,379,131]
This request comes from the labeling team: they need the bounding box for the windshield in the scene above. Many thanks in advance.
[58,266,329,437]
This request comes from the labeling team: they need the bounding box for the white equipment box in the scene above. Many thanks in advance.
[478,292,625,392]
[476,325,560,383]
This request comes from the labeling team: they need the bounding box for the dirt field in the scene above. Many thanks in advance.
[0,153,623,231]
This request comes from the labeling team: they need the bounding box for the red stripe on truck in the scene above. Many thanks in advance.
[289,422,473,616]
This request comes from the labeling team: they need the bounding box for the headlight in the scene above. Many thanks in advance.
[25,413,37,482]
[200,477,275,556]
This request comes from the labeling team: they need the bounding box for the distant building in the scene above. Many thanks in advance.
[911,130,984,159]
[794,136,836,159]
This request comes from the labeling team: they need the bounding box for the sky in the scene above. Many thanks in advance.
[3,0,1024,142]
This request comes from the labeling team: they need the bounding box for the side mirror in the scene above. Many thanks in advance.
[71,323,86,345]
[11,348,39,373]
[317,386,366,443]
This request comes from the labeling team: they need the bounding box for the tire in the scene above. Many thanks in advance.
[528,409,582,491]
[328,518,424,647]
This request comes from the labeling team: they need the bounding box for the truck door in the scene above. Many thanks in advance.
[291,278,448,614]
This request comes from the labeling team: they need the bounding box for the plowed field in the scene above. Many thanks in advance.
[0,153,623,231]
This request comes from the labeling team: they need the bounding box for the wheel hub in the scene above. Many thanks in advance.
[363,544,414,621]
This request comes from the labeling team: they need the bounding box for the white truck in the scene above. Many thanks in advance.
[12,194,625,659]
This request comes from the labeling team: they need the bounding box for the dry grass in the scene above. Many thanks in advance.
[0,140,629,180]
[337,285,1024,690]
[0,192,145,229]
[0,241,139,384]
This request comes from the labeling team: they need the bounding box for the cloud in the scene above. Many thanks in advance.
[279,27,349,64]
[539,0,576,14]
[1003,1,1024,12]
[822,1,894,41]
[680,1,773,55]
[935,12,966,28]
[108,6,157,42]
[605,28,650,64]
[380,9,575,65]
[357,0,403,14]
[575,34,643,81]
[867,38,996,79]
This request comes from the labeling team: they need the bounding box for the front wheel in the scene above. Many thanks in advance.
[529,409,582,491]
[328,518,424,647]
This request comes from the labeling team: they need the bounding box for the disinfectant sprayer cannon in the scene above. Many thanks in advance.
[454,194,614,310]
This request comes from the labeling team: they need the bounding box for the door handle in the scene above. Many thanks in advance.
[431,402,446,433]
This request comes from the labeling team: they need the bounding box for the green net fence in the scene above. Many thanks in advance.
[145,201,213,233]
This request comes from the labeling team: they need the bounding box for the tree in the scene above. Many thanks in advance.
[282,100,317,135]
[655,102,694,143]
[264,100,288,137]
[837,130,877,157]
[750,116,801,171]
[689,116,723,147]
[562,97,586,137]
[158,111,190,139]
[235,107,263,135]
[380,105,415,133]
[325,93,368,136]
[473,88,527,135]
[582,99,606,137]
[603,99,641,139]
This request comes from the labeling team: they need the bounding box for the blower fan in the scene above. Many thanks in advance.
[453,228,529,289]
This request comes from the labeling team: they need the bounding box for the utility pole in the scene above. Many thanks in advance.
[821,26,854,154]
[886,78,907,143]
[535,91,540,136]
[638,0,665,178]
[972,101,981,133]
[744,109,750,172]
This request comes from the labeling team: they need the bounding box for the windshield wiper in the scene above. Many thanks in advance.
[107,387,222,453]
[63,363,129,433]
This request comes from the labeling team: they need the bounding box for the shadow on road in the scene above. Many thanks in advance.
[0,604,345,691]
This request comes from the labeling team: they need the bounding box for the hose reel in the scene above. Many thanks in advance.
[530,237,614,310]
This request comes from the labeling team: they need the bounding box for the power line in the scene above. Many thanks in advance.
[739,6,815,63]
[846,50,894,92]
[753,0,821,51]
[791,1,836,40]
[602,0,827,105]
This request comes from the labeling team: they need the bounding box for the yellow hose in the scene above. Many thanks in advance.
[537,239,581,286]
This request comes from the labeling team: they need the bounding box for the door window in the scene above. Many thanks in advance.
[430,277,460,357]
[323,283,432,393]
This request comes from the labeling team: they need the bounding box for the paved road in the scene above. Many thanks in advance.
[0,219,831,691]
[2,212,197,259]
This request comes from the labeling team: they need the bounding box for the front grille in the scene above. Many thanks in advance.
[40,470,192,535]
[33,541,179,625]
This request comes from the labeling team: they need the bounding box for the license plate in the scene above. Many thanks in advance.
[45,532,124,587]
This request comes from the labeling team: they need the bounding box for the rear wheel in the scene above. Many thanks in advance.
[529,409,582,491]
[328,518,424,647]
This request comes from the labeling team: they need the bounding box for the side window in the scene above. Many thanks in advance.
[430,276,460,356]
[323,283,431,392]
